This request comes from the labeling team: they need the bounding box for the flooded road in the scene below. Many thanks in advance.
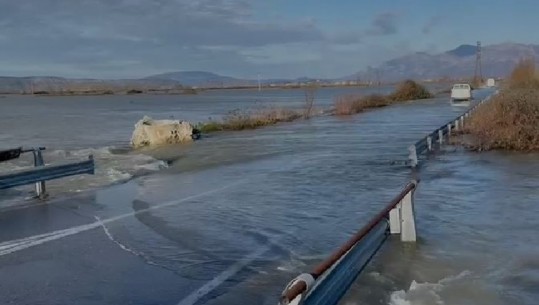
[1,88,537,305]
[341,150,539,305]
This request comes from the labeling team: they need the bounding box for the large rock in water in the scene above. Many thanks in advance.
[131,116,194,148]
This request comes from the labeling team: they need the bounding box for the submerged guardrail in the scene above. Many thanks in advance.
[408,92,498,168]
[0,147,95,199]
[277,92,495,304]
[278,180,418,305]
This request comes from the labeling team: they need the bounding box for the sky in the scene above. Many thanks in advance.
[0,0,537,79]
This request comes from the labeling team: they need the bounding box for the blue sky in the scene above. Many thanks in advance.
[0,0,537,79]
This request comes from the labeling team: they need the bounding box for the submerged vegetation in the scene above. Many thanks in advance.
[197,84,319,133]
[334,80,432,115]
[182,87,198,95]
[196,80,433,134]
[196,108,303,133]
[303,83,318,118]
[463,59,539,151]
[334,94,389,115]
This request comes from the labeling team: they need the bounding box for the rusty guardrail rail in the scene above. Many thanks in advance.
[408,91,498,167]
[279,180,419,305]
[0,147,94,199]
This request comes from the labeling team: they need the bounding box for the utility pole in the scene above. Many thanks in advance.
[257,73,261,92]
[474,41,483,86]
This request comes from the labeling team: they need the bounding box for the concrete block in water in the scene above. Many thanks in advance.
[131,116,194,148]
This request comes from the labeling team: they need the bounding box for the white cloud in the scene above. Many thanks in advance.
[0,1,408,79]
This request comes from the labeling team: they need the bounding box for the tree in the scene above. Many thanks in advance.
[303,82,318,118]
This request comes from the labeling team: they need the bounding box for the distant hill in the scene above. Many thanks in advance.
[345,43,539,82]
[0,76,182,94]
[145,71,251,87]
[145,71,323,87]
[1,42,538,93]
[446,44,477,57]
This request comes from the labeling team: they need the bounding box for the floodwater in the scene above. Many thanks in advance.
[0,87,537,305]
[0,86,400,201]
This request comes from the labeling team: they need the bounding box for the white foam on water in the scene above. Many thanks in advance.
[103,168,133,183]
[49,146,167,191]
[368,271,393,284]
[389,271,471,305]
[0,146,169,201]
[133,159,168,172]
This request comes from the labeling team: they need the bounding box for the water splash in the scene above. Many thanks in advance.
[389,271,471,305]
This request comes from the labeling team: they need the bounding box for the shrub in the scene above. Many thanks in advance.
[334,94,389,115]
[196,120,223,133]
[507,58,539,89]
[303,83,318,118]
[466,88,539,151]
[463,59,539,151]
[389,80,432,102]
[334,95,360,115]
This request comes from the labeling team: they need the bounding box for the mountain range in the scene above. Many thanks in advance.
[345,43,539,82]
[1,43,538,93]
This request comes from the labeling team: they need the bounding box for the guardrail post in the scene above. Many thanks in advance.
[408,145,418,168]
[389,203,401,234]
[447,124,452,137]
[32,148,47,199]
[460,116,465,128]
[454,119,459,131]
[426,136,432,151]
[438,129,443,145]
[400,188,416,242]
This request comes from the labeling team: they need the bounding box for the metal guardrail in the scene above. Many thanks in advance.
[279,180,419,305]
[408,92,497,167]
[0,147,95,199]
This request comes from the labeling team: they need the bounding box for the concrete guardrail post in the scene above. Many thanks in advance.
[447,124,452,137]
[389,203,401,234]
[454,119,459,131]
[408,145,418,168]
[400,190,416,242]
[389,184,416,242]
[438,129,443,145]
[427,136,432,151]
[460,116,465,128]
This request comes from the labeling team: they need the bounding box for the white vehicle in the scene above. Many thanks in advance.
[450,83,472,102]
[487,78,496,87]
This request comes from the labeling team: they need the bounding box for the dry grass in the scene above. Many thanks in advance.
[465,89,539,151]
[334,80,431,116]
[388,80,432,102]
[464,59,539,151]
[507,58,539,89]
[334,94,389,115]
[198,80,433,132]
[197,107,302,133]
